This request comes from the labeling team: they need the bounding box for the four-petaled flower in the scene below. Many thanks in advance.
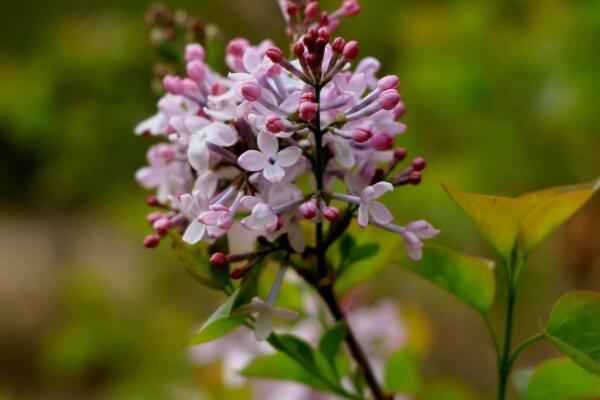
[401,220,440,261]
[234,296,299,341]
[240,196,279,233]
[238,131,302,183]
[173,171,218,244]
[358,182,394,227]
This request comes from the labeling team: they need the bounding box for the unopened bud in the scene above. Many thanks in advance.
[371,132,394,151]
[299,102,318,122]
[293,41,306,57]
[343,40,359,60]
[341,0,361,17]
[163,75,183,94]
[266,115,284,133]
[153,217,172,235]
[394,147,407,161]
[146,195,160,207]
[305,1,319,19]
[266,46,284,63]
[300,200,317,219]
[352,127,372,143]
[210,252,229,268]
[377,75,400,91]
[394,101,406,119]
[143,234,161,248]
[378,89,400,110]
[323,206,340,222]
[186,60,206,83]
[147,211,164,224]
[185,43,205,62]
[332,37,346,53]
[408,171,422,185]
[226,38,248,56]
[241,81,262,102]
[411,157,427,171]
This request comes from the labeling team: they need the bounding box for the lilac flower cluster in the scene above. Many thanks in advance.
[136,0,438,274]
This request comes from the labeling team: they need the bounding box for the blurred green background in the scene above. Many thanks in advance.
[1,0,599,399]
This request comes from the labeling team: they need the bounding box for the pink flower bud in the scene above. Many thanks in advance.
[300,91,315,102]
[185,43,205,62]
[163,75,183,94]
[318,27,330,42]
[230,267,245,279]
[241,81,262,102]
[323,206,340,222]
[147,211,164,224]
[371,131,394,151]
[180,78,199,93]
[343,40,360,60]
[341,0,361,17]
[394,147,407,161]
[267,63,282,78]
[210,252,229,268]
[266,115,284,133]
[143,234,161,248]
[146,195,160,207]
[226,37,248,56]
[186,60,206,82]
[332,37,346,53]
[293,41,306,57]
[211,82,228,96]
[275,215,284,231]
[286,2,299,17]
[377,75,400,91]
[394,101,406,119]
[378,89,401,110]
[411,157,427,171]
[157,144,176,161]
[408,171,422,185]
[305,1,319,19]
[266,46,284,63]
[299,101,318,122]
[352,127,372,143]
[300,200,317,219]
[153,217,172,235]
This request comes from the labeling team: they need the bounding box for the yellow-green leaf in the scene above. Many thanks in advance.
[444,179,598,260]
[525,358,600,400]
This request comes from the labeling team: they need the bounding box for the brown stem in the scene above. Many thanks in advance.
[318,285,392,400]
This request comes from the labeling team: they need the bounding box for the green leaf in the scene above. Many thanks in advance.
[319,321,347,374]
[170,232,232,291]
[269,334,315,366]
[241,353,334,392]
[335,229,399,294]
[190,291,245,345]
[444,179,598,260]
[518,185,598,256]
[544,291,600,376]
[525,358,600,400]
[383,348,420,394]
[398,245,496,314]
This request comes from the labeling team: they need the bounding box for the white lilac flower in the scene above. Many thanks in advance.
[238,131,302,183]
[357,182,394,227]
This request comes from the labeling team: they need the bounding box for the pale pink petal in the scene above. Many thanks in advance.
[188,137,210,171]
[238,150,268,171]
[405,242,423,261]
[357,204,369,227]
[254,310,274,341]
[206,122,238,146]
[286,225,306,253]
[257,131,279,155]
[370,181,394,198]
[182,220,207,244]
[275,146,302,167]
[185,116,211,133]
[369,202,394,225]
[263,164,285,182]
[240,196,261,210]
[242,49,261,74]
[194,171,217,197]
[135,167,160,187]
[242,216,265,231]
[407,220,440,239]
[273,308,300,321]
[252,203,274,219]
[332,136,355,169]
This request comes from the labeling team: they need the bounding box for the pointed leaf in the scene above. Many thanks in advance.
[191,291,245,345]
[384,348,420,394]
[241,353,333,392]
[319,321,347,373]
[444,179,598,260]
[525,358,600,400]
[544,291,600,376]
[518,183,598,256]
[398,245,496,314]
